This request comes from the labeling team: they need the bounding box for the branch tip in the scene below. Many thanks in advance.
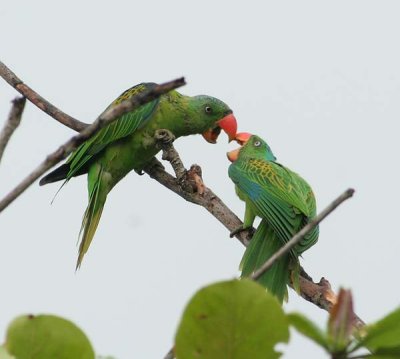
[0,96,26,163]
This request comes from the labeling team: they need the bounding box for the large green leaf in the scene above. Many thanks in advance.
[357,307,400,351]
[287,312,328,350]
[4,314,95,359]
[175,279,289,359]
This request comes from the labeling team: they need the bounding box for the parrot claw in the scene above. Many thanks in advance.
[135,169,145,175]
[154,129,176,145]
[229,226,255,238]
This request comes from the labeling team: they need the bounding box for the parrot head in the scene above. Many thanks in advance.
[227,133,276,162]
[188,95,237,143]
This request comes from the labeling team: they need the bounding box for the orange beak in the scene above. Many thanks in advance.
[202,113,238,143]
[227,132,253,162]
[227,148,240,162]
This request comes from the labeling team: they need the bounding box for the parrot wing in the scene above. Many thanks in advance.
[229,158,318,251]
[67,83,160,179]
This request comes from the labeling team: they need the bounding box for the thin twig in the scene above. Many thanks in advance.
[0,97,26,163]
[0,61,87,132]
[0,78,186,213]
[250,188,355,281]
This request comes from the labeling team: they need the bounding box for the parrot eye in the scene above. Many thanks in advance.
[205,106,212,114]
[254,140,261,147]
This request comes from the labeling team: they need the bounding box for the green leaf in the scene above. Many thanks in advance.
[0,346,15,359]
[358,307,400,351]
[287,312,328,349]
[4,314,95,359]
[175,279,289,359]
[367,345,400,358]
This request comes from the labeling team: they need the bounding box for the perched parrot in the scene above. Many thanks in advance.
[227,133,318,302]
[40,83,237,269]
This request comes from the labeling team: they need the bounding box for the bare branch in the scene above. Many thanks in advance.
[0,78,186,213]
[250,188,355,281]
[298,276,365,330]
[145,161,252,247]
[0,97,26,163]
[0,61,88,132]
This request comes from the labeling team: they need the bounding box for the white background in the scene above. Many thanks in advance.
[1,1,399,358]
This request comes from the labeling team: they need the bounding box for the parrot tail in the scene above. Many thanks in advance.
[39,164,71,185]
[39,163,89,186]
[240,219,290,303]
[76,165,109,270]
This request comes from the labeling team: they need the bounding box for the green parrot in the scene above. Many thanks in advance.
[227,133,318,302]
[40,83,237,269]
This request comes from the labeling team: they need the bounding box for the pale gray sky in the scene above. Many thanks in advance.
[1,1,400,358]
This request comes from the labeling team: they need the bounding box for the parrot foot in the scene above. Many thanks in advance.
[229,226,255,238]
[154,129,176,146]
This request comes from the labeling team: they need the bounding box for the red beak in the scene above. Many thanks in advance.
[202,113,238,143]
[218,113,237,142]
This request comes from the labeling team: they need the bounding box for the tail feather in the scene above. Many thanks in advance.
[76,166,108,270]
[39,162,89,186]
[240,219,290,303]
[39,164,70,186]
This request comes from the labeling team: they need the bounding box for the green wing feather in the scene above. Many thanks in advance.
[67,83,160,179]
[229,158,318,254]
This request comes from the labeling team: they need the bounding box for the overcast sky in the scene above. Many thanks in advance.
[1,1,400,358]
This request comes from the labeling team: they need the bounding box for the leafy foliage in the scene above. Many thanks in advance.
[3,314,95,359]
[175,279,289,359]
[1,288,400,358]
